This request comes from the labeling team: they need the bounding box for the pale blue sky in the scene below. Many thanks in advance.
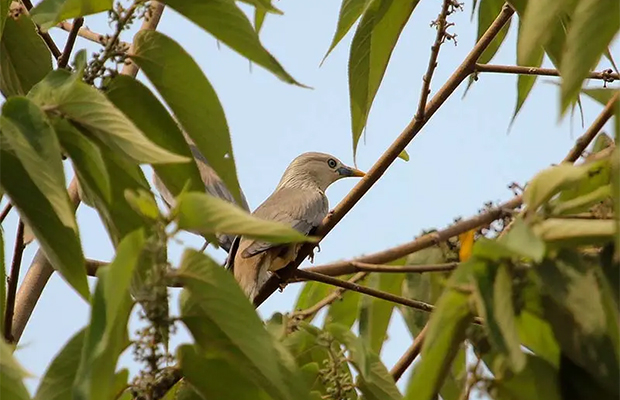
[2,0,618,396]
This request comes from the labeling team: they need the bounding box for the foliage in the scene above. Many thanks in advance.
[0,0,618,399]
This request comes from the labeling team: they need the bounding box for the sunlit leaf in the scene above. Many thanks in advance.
[322,0,372,63]
[532,218,614,246]
[560,0,619,113]
[0,150,88,299]
[349,0,419,158]
[130,30,244,205]
[458,230,475,261]
[512,18,544,122]
[30,0,112,31]
[517,310,560,368]
[0,339,31,400]
[34,329,85,400]
[294,281,332,324]
[0,14,52,97]
[160,0,301,85]
[175,192,317,244]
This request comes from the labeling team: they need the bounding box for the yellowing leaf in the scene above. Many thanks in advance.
[458,230,475,261]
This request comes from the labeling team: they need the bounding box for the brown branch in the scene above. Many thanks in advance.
[58,17,83,69]
[474,64,620,82]
[296,262,458,279]
[386,90,618,382]
[291,272,368,320]
[4,221,25,343]
[122,1,165,77]
[390,324,428,381]
[253,3,517,307]
[19,0,62,59]
[0,203,13,223]
[57,21,131,47]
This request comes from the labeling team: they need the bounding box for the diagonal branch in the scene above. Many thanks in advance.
[253,3,517,307]
[0,203,13,223]
[19,0,62,59]
[57,17,83,69]
[3,221,25,343]
[388,90,619,383]
[11,2,168,345]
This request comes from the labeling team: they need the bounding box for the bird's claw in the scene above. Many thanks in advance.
[308,244,321,263]
[271,271,288,292]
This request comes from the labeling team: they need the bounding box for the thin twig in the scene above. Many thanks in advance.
[386,91,618,382]
[474,64,620,82]
[19,0,62,59]
[4,221,25,343]
[291,272,367,320]
[253,4,517,307]
[390,324,428,381]
[57,21,131,47]
[58,17,83,69]
[0,203,13,223]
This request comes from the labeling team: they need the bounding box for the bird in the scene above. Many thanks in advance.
[226,152,365,301]
[153,140,250,252]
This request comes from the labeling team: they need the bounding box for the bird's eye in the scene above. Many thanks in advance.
[327,158,337,168]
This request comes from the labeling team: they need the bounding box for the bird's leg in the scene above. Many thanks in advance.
[307,243,321,263]
[268,271,289,291]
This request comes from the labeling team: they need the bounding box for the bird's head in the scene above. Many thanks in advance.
[277,152,365,191]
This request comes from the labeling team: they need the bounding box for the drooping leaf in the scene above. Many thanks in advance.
[438,344,467,400]
[177,250,309,400]
[73,229,144,400]
[293,281,332,324]
[0,14,52,97]
[178,345,271,400]
[130,30,244,205]
[512,18,545,122]
[30,0,112,31]
[239,0,282,14]
[174,192,317,244]
[324,284,362,330]
[0,339,31,400]
[495,354,562,400]
[254,7,267,34]
[359,273,404,354]
[1,97,75,228]
[516,310,560,368]
[560,0,619,113]
[349,0,419,158]
[515,0,567,68]
[105,75,204,198]
[538,250,619,395]
[356,352,403,400]
[34,329,86,400]
[160,0,301,85]
[0,150,89,299]
[532,218,614,246]
[476,0,512,64]
[551,184,612,215]
[582,87,618,107]
[322,0,372,63]
[28,70,189,165]
[54,118,111,204]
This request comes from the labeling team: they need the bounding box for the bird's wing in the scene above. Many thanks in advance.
[153,144,250,252]
[241,188,328,258]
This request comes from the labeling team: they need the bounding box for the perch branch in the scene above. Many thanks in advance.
[11,3,167,345]
[58,17,83,69]
[254,3,516,307]
[4,221,25,343]
[474,64,620,82]
[387,90,618,382]
[294,262,458,279]
[57,21,130,48]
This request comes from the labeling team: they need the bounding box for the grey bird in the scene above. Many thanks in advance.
[154,143,250,252]
[226,152,365,301]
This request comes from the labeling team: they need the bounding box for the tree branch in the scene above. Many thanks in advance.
[122,1,165,77]
[58,17,83,69]
[474,63,620,82]
[390,324,428,382]
[0,203,13,223]
[19,0,62,59]
[294,262,458,279]
[57,21,130,48]
[4,221,25,343]
[253,3,517,307]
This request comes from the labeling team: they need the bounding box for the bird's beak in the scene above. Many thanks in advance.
[337,165,366,177]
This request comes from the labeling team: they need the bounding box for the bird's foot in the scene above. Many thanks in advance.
[271,271,288,292]
[308,244,321,263]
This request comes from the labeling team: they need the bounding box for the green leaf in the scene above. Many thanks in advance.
[130,30,244,205]
[105,75,204,198]
[28,70,189,165]
[1,97,75,228]
[0,149,89,299]
[124,189,160,220]
[516,311,560,368]
[177,250,308,400]
[322,0,372,63]
[476,0,512,64]
[174,192,317,244]
[472,262,526,372]
[404,262,474,400]
[551,184,612,215]
[359,273,404,354]
[0,339,31,400]
[560,0,619,113]
[178,345,271,400]
[356,352,402,400]
[55,118,111,204]
[0,14,52,97]
[254,7,267,34]
[74,229,144,400]
[160,0,301,86]
[324,286,361,330]
[532,218,614,246]
[438,344,466,400]
[0,0,10,40]
[582,87,618,106]
[495,354,561,400]
[512,18,544,122]
[239,0,282,14]
[484,218,546,262]
[538,250,619,395]
[0,230,4,334]
[349,0,419,157]
[294,281,332,324]
[30,0,112,31]
[34,329,85,400]
[516,0,567,68]
[161,380,204,400]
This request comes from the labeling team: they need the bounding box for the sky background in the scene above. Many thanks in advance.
[2,0,619,396]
